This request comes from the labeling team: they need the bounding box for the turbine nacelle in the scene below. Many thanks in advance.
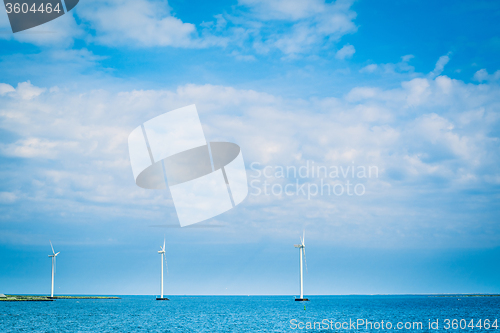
[49,241,59,256]
[158,239,166,254]
[294,231,306,249]
[158,238,168,273]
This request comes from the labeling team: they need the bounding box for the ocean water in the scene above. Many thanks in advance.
[1,295,499,332]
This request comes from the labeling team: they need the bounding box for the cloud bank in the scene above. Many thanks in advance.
[1,64,498,247]
[0,0,357,57]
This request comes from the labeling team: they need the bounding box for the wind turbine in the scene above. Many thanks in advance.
[294,231,309,301]
[156,238,169,301]
[48,241,60,298]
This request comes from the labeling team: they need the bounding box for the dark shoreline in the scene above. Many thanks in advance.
[0,295,121,302]
[2,294,499,302]
[430,294,500,297]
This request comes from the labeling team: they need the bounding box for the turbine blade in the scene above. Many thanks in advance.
[50,240,55,255]
[303,230,305,246]
[164,256,169,274]
[163,238,165,252]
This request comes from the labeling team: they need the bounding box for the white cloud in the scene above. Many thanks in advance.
[335,44,355,60]
[411,113,471,160]
[0,83,15,95]
[402,78,431,106]
[429,54,451,78]
[15,81,46,100]
[0,0,357,56]
[359,64,377,73]
[225,0,357,56]
[78,0,224,48]
[381,55,415,74]
[0,8,83,47]
[49,48,107,63]
[473,68,500,82]
[345,87,380,101]
[401,55,414,62]
[474,69,489,82]
[0,73,498,246]
[239,0,327,20]
[0,192,17,204]
[0,0,222,48]
[0,138,78,159]
[360,55,416,76]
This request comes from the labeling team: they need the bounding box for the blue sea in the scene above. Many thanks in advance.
[1,295,499,332]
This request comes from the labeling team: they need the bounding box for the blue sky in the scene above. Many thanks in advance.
[0,0,499,296]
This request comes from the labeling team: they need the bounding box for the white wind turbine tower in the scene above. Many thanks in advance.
[48,241,60,298]
[294,231,309,301]
[156,238,169,301]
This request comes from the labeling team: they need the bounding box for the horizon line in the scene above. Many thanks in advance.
[5,293,499,297]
